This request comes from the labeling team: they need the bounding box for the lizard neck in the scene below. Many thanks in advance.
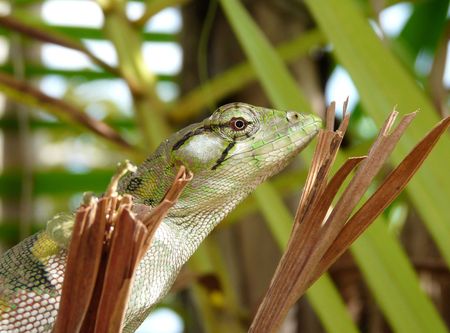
[164,172,257,250]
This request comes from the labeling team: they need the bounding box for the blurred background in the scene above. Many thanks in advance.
[0,0,449,332]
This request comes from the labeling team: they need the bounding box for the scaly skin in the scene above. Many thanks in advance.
[0,103,321,332]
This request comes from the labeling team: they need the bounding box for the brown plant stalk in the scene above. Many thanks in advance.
[53,163,192,333]
[0,72,132,149]
[0,15,119,75]
[249,102,450,333]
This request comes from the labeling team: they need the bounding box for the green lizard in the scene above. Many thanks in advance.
[0,102,321,332]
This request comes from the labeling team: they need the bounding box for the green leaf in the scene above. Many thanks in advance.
[397,0,449,66]
[221,0,312,112]
[169,30,325,122]
[0,223,43,246]
[0,21,176,42]
[0,169,113,197]
[0,65,177,82]
[100,3,171,149]
[352,221,448,333]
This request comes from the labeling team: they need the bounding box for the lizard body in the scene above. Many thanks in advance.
[0,103,321,332]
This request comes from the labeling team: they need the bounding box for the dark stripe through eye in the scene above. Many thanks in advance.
[211,141,236,170]
[172,127,209,151]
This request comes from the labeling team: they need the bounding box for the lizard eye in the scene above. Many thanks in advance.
[229,117,247,131]
[211,103,260,140]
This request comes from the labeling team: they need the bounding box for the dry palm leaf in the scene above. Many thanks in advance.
[53,163,192,333]
[249,102,450,333]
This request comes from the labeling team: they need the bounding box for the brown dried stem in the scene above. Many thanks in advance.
[0,72,132,150]
[0,15,119,75]
[249,102,351,332]
[309,115,450,287]
[249,102,448,333]
[53,165,193,333]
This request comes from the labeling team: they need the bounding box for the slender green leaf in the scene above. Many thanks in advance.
[397,0,449,67]
[0,117,136,131]
[0,23,176,42]
[220,2,359,332]
[221,0,311,112]
[169,30,325,122]
[0,65,177,82]
[100,2,171,149]
[0,223,43,246]
[351,221,448,333]
[189,238,246,333]
[0,169,112,197]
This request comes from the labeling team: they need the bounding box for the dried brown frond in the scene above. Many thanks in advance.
[249,102,450,333]
[53,163,192,333]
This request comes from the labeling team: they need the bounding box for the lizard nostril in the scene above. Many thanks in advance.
[286,111,300,123]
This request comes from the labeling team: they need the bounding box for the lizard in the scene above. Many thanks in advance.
[0,102,321,332]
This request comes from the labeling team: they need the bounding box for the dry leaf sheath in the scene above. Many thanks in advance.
[53,164,192,333]
[250,104,450,333]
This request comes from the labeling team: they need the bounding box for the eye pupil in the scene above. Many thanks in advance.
[230,117,247,131]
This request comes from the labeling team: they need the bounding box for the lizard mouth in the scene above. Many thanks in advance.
[285,115,322,152]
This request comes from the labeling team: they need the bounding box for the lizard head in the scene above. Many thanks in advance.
[169,102,322,180]
[121,103,321,214]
